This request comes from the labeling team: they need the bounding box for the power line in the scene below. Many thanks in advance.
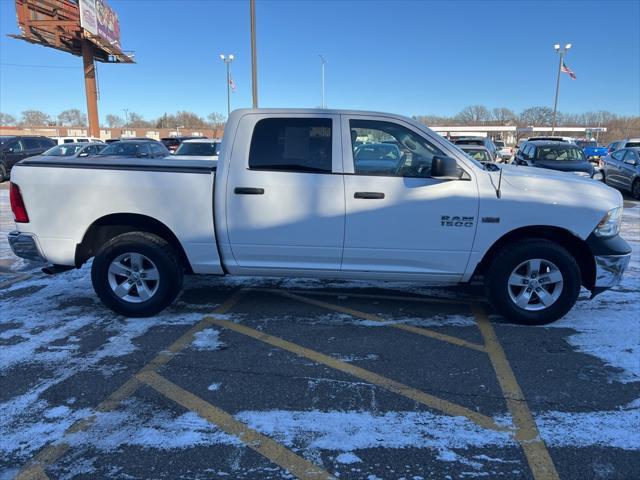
[0,62,77,69]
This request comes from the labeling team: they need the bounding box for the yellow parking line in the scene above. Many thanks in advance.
[16,289,245,480]
[274,290,486,353]
[137,371,336,480]
[254,287,470,305]
[472,305,560,480]
[207,315,505,432]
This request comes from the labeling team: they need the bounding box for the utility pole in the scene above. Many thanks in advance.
[220,54,235,118]
[81,39,100,137]
[123,108,129,127]
[551,43,571,134]
[319,54,326,108]
[250,0,258,108]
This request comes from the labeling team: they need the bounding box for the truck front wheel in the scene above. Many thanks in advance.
[484,239,581,325]
[91,232,184,317]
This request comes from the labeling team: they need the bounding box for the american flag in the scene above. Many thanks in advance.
[561,61,577,80]
[229,75,237,92]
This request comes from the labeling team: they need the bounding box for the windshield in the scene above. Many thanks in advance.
[535,146,586,161]
[463,149,491,162]
[97,142,140,156]
[494,141,505,148]
[576,141,597,148]
[175,142,219,156]
[43,144,83,156]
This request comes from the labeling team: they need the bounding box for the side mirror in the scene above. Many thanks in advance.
[431,155,460,179]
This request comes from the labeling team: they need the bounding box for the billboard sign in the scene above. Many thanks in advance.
[79,0,120,48]
[96,0,121,48]
[79,0,98,36]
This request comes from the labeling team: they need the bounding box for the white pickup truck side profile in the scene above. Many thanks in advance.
[9,109,631,324]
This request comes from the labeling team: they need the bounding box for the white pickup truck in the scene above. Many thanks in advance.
[8,109,631,324]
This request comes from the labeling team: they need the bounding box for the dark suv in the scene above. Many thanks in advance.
[514,140,595,178]
[452,137,498,162]
[0,135,57,181]
[96,139,170,158]
[161,136,203,153]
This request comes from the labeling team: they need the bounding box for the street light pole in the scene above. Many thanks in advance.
[250,0,258,108]
[551,42,571,134]
[220,54,234,118]
[319,54,326,108]
[123,108,129,127]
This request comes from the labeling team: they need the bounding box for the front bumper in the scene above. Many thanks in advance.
[594,254,631,288]
[8,230,46,262]
[586,232,632,296]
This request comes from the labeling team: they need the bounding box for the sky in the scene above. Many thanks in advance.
[0,0,639,124]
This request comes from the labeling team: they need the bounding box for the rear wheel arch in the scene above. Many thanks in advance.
[75,213,193,273]
[474,226,596,290]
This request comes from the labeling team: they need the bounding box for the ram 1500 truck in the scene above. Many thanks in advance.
[8,109,632,325]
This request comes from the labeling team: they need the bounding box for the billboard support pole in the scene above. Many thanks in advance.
[250,0,258,108]
[81,38,100,137]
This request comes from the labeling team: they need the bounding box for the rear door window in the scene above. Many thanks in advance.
[249,118,332,173]
[24,138,41,150]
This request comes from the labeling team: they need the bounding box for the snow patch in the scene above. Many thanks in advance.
[335,452,362,464]
[191,328,223,351]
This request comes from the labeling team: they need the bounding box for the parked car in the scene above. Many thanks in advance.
[96,139,170,158]
[575,140,608,163]
[514,141,598,178]
[614,138,640,150]
[51,136,103,144]
[352,143,402,173]
[172,139,222,161]
[458,145,493,163]
[607,141,621,153]
[0,135,56,181]
[36,142,106,159]
[161,136,204,153]
[601,147,640,199]
[493,140,513,162]
[8,108,630,325]
[452,137,498,161]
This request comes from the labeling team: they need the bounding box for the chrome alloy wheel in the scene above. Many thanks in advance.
[507,258,564,311]
[107,252,160,303]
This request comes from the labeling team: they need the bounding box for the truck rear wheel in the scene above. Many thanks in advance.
[91,232,184,317]
[484,239,581,325]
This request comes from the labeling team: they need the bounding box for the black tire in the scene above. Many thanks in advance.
[632,179,640,200]
[484,239,581,325]
[91,232,184,317]
[0,162,7,183]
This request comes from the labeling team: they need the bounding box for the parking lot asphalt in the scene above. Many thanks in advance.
[1,182,639,480]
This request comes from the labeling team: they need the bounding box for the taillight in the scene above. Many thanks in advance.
[9,183,30,223]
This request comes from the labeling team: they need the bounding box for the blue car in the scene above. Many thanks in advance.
[602,147,640,199]
[575,140,608,163]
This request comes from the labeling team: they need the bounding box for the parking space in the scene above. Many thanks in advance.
[1,185,639,480]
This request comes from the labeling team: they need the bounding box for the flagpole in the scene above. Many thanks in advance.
[220,54,235,118]
[551,43,571,134]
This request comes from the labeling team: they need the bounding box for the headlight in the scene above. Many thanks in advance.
[594,207,623,237]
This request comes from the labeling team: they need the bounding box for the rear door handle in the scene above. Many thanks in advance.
[234,187,265,195]
[354,192,385,199]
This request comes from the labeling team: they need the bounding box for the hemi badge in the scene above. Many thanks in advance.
[482,217,500,223]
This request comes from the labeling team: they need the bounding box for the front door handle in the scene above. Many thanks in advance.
[354,192,385,199]
[234,187,265,195]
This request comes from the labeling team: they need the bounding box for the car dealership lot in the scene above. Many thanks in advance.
[1,183,639,480]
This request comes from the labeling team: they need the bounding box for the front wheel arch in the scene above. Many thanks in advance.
[474,226,596,291]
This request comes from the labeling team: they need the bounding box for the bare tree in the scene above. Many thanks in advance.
[58,109,87,127]
[106,114,125,128]
[20,110,53,127]
[519,106,554,126]
[175,111,207,129]
[491,107,517,125]
[126,112,152,128]
[0,113,17,126]
[207,112,226,129]
[456,105,491,124]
